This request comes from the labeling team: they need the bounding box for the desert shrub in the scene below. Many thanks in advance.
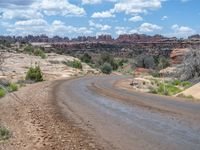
[157,57,170,70]
[80,53,92,63]
[181,81,192,88]
[171,80,191,88]
[0,126,10,140]
[150,82,182,96]
[99,52,113,64]
[66,60,82,69]
[0,88,6,98]
[172,80,182,86]
[33,49,46,59]
[110,60,119,70]
[8,83,18,92]
[98,53,119,70]
[25,66,43,82]
[117,58,128,67]
[24,45,34,53]
[133,54,155,69]
[101,63,112,74]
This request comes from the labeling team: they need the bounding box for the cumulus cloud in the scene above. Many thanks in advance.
[139,23,162,32]
[115,22,162,35]
[89,20,111,31]
[115,27,129,35]
[170,24,195,37]
[92,0,164,19]
[1,9,43,20]
[161,15,168,20]
[34,0,85,17]
[129,15,143,22]
[113,0,163,15]
[15,19,48,26]
[3,19,93,37]
[0,0,86,20]
[91,10,115,18]
[82,0,101,4]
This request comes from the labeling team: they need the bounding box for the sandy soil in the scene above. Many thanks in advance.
[0,80,101,150]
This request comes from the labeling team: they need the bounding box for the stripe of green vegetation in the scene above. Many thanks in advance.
[8,83,18,92]
[0,126,10,140]
[0,88,6,98]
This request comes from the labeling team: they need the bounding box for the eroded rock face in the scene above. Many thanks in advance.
[170,48,190,64]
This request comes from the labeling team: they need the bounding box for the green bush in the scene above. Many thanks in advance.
[0,88,6,98]
[80,53,92,63]
[98,53,119,70]
[157,57,170,70]
[0,126,10,140]
[33,49,46,59]
[133,54,156,69]
[172,80,182,86]
[181,81,192,88]
[8,83,18,92]
[25,66,43,82]
[24,45,34,53]
[101,63,112,74]
[66,60,82,69]
[150,82,182,96]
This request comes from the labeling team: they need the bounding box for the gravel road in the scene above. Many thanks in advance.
[55,75,200,150]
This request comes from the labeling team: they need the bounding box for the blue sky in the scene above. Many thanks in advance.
[0,0,199,38]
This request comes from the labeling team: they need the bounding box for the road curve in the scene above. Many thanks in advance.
[54,75,200,150]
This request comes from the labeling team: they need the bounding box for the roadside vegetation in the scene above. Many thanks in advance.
[0,80,19,98]
[24,45,47,59]
[0,88,6,98]
[65,60,83,69]
[0,125,10,141]
[149,79,192,96]
[101,62,112,74]
[26,66,43,82]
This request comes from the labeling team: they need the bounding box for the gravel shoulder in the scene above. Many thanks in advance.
[0,80,101,150]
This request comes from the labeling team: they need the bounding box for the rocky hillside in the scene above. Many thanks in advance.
[0,52,98,82]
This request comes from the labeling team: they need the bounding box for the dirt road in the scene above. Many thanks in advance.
[55,76,200,150]
[1,75,200,150]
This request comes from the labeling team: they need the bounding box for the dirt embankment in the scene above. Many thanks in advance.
[0,80,101,150]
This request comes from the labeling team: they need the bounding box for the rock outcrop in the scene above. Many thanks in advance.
[170,48,190,64]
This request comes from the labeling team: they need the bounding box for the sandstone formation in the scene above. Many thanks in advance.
[170,48,190,64]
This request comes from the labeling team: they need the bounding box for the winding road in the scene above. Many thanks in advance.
[54,76,200,150]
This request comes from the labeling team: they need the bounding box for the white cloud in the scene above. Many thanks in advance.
[170,24,195,37]
[1,9,43,20]
[113,0,163,15]
[115,27,129,35]
[82,0,101,4]
[91,10,115,18]
[92,0,164,20]
[89,20,111,31]
[0,0,86,20]
[82,0,117,5]
[15,19,47,26]
[3,19,92,37]
[35,0,86,17]
[129,15,143,22]
[161,15,168,20]
[139,23,162,32]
